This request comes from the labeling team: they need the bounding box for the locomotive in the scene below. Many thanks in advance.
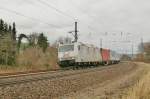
[58,42,121,67]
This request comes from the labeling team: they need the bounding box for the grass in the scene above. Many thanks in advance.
[0,46,59,74]
[0,65,31,74]
[122,63,150,99]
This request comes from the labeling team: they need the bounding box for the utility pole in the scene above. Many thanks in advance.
[68,21,78,43]
[100,38,103,48]
[121,32,123,36]
[141,37,144,53]
[74,21,78,42]
[132,43,134,60]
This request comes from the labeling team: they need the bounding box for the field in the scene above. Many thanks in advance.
[122,63,150,99]
[57,62,150,99]
[0,61,149,98]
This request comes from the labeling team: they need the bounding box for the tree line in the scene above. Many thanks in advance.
[0,18,49,65]
[0,19,16,65]
[0,19,16,40]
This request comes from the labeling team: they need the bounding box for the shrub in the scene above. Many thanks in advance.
[16,46,59,70]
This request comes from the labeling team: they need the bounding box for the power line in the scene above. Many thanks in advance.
[37,0,76,21]
[0,6,61,28]
[0,0,101,36]
[36,0,98,33]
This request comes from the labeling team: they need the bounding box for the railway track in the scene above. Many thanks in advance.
[0,63,120,87]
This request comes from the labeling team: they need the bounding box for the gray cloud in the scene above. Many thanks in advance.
[0,0,150,53]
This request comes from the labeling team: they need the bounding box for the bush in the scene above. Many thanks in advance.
[16,47,59,70]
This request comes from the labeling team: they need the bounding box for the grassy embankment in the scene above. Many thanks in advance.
[122,63,150,99]
[0,47,58,74]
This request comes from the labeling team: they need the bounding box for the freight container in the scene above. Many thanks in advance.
[100,48,110,65]
[110,50,116,60]
[110,50,121,64]
[77,43,102,63]
[110,50,117,63]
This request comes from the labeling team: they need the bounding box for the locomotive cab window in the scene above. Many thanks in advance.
[59,45,74,52]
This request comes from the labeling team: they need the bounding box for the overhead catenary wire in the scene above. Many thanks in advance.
[36,0,98,33]
[36,0,76,21]
[0,6,62,28]
[1,1,106,37]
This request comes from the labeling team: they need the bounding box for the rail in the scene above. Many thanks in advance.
[0,64,119,86]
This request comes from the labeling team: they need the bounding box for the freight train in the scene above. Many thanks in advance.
[58,42,121,67]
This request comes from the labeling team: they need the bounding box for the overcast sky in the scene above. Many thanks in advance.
[0,0,150,53]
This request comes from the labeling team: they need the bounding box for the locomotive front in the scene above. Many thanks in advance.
[58,43,77,67]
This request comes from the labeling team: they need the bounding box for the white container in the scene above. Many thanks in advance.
[110,50,120,62]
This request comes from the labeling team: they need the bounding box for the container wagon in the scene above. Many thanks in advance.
[111,50,121,64]
[110,50,119,64]
[100,48,110,65]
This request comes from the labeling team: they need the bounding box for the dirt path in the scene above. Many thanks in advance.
[58,62,149,99]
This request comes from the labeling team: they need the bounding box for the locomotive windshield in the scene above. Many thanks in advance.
[59,45,74,52]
